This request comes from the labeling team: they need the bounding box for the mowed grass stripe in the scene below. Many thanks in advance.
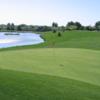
[0,48,100,86]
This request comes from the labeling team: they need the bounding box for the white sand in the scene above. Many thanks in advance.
[0,39,17,43]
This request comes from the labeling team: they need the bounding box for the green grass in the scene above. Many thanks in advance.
[42,31,100,50]
[1,48,100,85]
[0,31,100,100]
[0,69,100,100]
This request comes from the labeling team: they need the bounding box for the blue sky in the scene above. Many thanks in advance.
[0,0,100,26]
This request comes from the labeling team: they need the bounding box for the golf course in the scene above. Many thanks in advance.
[0,31,100,100]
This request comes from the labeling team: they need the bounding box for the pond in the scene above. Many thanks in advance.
[0,32,44,48]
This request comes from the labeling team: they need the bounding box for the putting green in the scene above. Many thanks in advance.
[0,48,100,86]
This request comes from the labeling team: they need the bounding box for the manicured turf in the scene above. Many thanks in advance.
[0,31,100,100]
[0,69,100,100]
[42,31,100,50]
[0,48,100,85]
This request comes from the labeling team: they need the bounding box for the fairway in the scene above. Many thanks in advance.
[0,31,100,100]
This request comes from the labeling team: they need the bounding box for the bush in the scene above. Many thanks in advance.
[58,32,62,37]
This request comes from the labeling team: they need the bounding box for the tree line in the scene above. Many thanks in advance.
[52,21,100,32]
[0,21,100,32]
[0,23,52,32]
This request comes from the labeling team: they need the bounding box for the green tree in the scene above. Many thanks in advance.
[66,21,77,30]
[0,24,7,31]
[85,26,95,31]
[17,24,27,31]
[58,32,62,37]
[60,26,65,32]
[52,22,58,27]
[75,22,82,30]
[7,23,11,30]
[11,23,15,30]
[52,22,58,33]
[95,21,100,31]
